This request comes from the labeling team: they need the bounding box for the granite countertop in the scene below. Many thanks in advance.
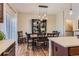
[49,37,79,47]
[0,40,15,55]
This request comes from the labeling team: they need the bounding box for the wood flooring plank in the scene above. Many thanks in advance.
[16,43,49,56]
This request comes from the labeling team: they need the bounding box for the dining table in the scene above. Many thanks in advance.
[30,34,48,50]
[29,33,57,50]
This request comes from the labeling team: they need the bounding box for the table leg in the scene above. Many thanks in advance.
[32,39,34,50]
[32,39,36,51]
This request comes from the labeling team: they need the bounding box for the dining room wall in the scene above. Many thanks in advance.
[56,11,64,36]
[17,13,56,35]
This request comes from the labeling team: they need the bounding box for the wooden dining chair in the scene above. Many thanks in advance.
[18,31,26,44]
[52,31,60,37]
[36,33,48,49]
[25,32,32,49]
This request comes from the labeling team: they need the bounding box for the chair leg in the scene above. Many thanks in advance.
[27,40,29,49]
[32,40,36,51]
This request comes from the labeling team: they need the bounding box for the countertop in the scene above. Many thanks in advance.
[49,37,79,47]
[0,40,15,55]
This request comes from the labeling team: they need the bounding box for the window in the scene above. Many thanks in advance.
[6,8,17,40]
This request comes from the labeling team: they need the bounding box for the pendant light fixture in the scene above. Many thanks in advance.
[38,5,48,20]
[69,3,72,15]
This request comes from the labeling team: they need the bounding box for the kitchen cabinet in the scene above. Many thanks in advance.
[2,42,15,56]
[0,40,15,56]
[53,42,79,56]
[53,42,68,56]
[49,37,79,56]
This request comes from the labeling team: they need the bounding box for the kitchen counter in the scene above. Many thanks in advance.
[0,40,15,56]
[49,37,79,47]
[49,37,79,56]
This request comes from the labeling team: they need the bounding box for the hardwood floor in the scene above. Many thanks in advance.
[16,43,49,56]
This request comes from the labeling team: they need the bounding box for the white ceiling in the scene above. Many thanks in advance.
[9,3,79,15]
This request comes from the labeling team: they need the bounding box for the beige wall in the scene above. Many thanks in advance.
[56,11,64,36]
[47,15,56,33]
[17,13,29,32]
[18,13,56,35]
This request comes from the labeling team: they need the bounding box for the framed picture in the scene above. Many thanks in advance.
[78,20,79,29]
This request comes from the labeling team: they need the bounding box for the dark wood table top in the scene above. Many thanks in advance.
[28,33,57,39]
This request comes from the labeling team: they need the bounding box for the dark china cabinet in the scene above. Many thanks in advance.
[32,19,47,34]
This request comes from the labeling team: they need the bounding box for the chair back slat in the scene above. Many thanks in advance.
[18,31,23,38]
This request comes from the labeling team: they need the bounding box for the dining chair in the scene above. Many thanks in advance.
[52,31,60,37]
[36,33,48,49]
[18,31,26,44]
[25,32,32,49]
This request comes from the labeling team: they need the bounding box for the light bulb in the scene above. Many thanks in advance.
[40,18,43,21]
[45,17,48,19]
[44,14,46,17]
[69,9,72,15]
[38,16,41,19]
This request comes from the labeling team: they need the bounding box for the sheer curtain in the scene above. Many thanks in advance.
[5,4,17,41]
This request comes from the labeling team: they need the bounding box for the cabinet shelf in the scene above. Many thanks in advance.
[32,19,47,34]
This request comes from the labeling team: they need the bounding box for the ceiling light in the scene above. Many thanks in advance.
[38,5,48,20]
[69,4,72,15]
[39,5,48,8]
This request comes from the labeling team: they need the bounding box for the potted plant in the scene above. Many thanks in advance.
[0,31,5,40]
